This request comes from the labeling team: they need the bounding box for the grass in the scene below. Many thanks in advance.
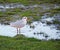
[53,20,60,24]
[0,1,60,23]
[0,0,60,5]
[0,1,60,49]
[0,7,60,24]
[0,35,60,50]
[47,8,60,14]
[0,7,43,22]
[0,7,60,23]
[0,0,41,5]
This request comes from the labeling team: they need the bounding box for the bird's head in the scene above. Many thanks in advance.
[22,16,27,24]
[22,16,27,21]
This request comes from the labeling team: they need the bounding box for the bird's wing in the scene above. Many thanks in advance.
[10,19,26,27]
[14,20,24,26]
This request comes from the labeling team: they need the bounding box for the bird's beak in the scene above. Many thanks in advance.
[27,18,30,21]
[27,17,33,22]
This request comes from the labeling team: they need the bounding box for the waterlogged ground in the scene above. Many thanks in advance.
[0,3,60,40]
[0,16,60,40]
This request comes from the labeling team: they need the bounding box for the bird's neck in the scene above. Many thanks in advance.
[22,19,27,24]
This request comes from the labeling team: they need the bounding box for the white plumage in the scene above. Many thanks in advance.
[10,17,27,34]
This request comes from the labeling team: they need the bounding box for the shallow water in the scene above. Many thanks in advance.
[0,17,60,40]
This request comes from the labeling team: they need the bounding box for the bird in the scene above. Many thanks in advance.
[10,16,27,35]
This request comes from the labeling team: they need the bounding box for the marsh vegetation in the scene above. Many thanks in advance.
[0,0,60,50]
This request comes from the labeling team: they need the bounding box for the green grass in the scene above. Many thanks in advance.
[0,0,60,5]
[47,8,60,14]
[0,4,60,23]
[53,20,60,24]
[0,35,60,50]
[0,7,43,22]
[0,0,41,5]
[0,7,60,23]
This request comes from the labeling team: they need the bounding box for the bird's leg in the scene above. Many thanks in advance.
[19,28,20,34]
[17,28,18,35]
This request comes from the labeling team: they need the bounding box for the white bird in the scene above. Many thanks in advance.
[10,17,27,35]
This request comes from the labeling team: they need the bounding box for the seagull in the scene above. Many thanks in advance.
[10,17,27,35]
